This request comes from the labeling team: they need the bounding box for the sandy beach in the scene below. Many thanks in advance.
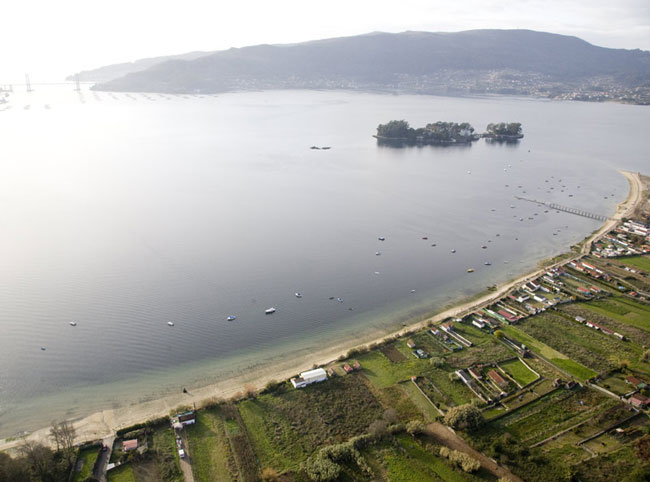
[1,170,644,453]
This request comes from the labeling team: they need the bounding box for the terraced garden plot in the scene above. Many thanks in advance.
[452,323,493,345]
[495,388,616,445]
[359,350,423,388]
[574,445,649,482]
[560,303,650,347]
[580,297,650,332]
[618,255,650,273]
[499,359,539,386]
[501,325,597,381]
[399,381,442,421]
[376,383,427,421]
[151,425,183,482]
[515,311,647,373]
[445,339,512,368]
[380,343,406,362]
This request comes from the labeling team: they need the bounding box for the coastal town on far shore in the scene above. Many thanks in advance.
[2,173,649,482]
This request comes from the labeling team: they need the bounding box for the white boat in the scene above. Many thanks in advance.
[226,315,236,321]
[451,249,456,253]
[378,236,385,241]
[484,262,491,266]
[265,308,276,314]
[40,346,46,351]
[168,322,175,326]
[69,322,77,326]
[337,297,343,303]
[375,251,381,256]
[295,292,302,298]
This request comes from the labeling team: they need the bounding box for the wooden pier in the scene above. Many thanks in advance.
[514,196,612,222]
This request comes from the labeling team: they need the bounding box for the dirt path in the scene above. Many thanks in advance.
[179,431,195,482]
[425,422,523,482]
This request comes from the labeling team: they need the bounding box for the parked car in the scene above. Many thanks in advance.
[179,448,185,458]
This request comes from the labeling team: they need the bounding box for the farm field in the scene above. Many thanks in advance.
[578,297,650,332]
[150,424,183,482]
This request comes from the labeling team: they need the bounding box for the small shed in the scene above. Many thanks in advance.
[123,439,138,452]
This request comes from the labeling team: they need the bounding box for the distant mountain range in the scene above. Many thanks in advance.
[77,30,650,104]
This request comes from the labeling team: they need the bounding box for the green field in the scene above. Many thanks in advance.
[72,447,99,482]
[499,359,539,386]
[107,463,136,482]
[186,408,233,481]
[151,425,183,482]
[619,255,650,273]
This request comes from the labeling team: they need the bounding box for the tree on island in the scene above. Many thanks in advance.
[485,122,523,137]
[376,120,413,139]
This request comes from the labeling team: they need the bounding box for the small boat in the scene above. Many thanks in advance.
[481,245,487,249]
[431,243,436,247]
[374,271,380,275]
[378,236,385,241]
[410,289,416,293]
[484,262,491,266]
[329,296,335,300]
[265,308,276,314]
[168,322,175,326]
[467,268,474,273]
[422,236,428,240]
[310,146,320,150]
[40,346,46,351]
[321,146,331,150]
[226,315,236,321]
[337,298,343,303]
[69,322,77,326]
[375,251,381,256]
[451,249,456,253]
[295,292,302,298]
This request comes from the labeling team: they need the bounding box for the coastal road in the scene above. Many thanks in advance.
[94,434,115,482]
[425,423,524,482]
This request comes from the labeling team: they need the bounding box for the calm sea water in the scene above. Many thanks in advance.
[0,87,647,436]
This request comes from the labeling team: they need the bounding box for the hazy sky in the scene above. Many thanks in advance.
[2,0,649,83]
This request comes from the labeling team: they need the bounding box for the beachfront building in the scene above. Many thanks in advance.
[171,410,197,430]
[291,368,328,388]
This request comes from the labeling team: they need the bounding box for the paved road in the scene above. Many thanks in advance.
[178,430,195,482]
[425,422,523,482]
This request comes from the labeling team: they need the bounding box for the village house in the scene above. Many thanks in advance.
[468,367,483,380]
[629,393,650,409]
[626,376,647,389]
[487,369,509,390]
[406,339,416,349]
[123,439,138,452]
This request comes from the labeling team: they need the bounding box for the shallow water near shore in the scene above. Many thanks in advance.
[0,87,647,437]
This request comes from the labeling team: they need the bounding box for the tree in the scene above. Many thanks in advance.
[368,420,388,440]
[383,408,399,424]
[494,329,506,339]
[443,404,485,431]
[376,120,412,139]
[19,440,54,481]
[641,349,650,362]
[430,357,445,368]
[49,420,77,467]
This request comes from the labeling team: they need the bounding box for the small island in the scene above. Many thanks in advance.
[482,122,524,141]
[375,120,523,145]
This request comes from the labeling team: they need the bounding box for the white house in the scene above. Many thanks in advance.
[291,368,328,389]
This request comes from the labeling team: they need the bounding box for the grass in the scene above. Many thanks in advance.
[501,325,597,381]
[72,447,99,482]
[151,425,183,482]
[185,408,233,482]
[618,255,650,273]
[399,381,441,421]
[107,463,136,482]
[239,374,383,473]
[373,434,482,482]
[359,350,422,388]
[499,359,539,386]
[581,297,650,332]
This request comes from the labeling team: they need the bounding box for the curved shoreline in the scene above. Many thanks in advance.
[1,170,643,452]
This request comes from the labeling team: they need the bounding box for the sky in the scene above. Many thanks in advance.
[2,0,649,83]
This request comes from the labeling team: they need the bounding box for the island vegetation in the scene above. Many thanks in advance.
[483,122,524,141]
[375,120,523,145]
[375,120,479,145]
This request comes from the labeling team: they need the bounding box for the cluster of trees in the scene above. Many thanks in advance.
[375,120,478,143]
[485,122,523,138]
[443,404,485,431]
[439,447,481,473]
[0,421,77,482]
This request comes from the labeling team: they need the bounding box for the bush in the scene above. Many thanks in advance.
[368,420,388,440]
[383,408,399,424]
[439,447,481,473]
[301,455,341,481]
[406,420,426,436]
[430,357,445,368]
[443,404,484,431]
[261,467,280,481]
[641,349,650,362]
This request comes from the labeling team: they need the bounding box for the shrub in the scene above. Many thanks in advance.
[443,404,484,431]
[383,408,399,424]
[261,467,280,481]
[368,420,388,440]
[430,357,445,368]
[406,420,426,436]
[641,349,650,362]
[301,456,341,481]
[439,447,481,473]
